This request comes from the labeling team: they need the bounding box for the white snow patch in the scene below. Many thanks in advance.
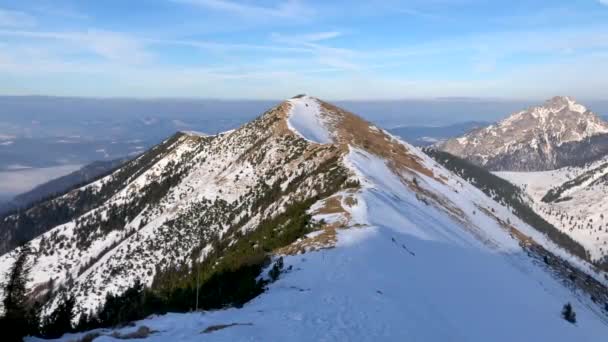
[286,96,332,144]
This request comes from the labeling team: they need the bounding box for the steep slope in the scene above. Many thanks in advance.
[497,157,608,264]
[437,96,608,171]
[423,148,589,261]
[1,96,608,341]
[1,99,354,318]
[0,134,192,259]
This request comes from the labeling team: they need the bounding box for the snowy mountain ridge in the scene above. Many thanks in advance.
[1,96,607,341]
[438,96,608,171]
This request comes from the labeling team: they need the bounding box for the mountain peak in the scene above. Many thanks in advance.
[284,95,334,144]
[546,95,574,105]
[280,94,374,146]
[541,95,587,114]
[437,97,608,171]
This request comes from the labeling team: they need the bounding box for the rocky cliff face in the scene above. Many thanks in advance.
[437,96,608,171]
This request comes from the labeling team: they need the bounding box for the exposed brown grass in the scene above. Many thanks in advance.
[319,101,442,183]
[271,101,297,136]
[315,196,344,215]
[343,194,358,207]
[277,223,340,255]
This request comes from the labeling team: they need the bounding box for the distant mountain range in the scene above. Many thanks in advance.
[438,96,608,171]
[389,121,488,146]
[1,96,607,341]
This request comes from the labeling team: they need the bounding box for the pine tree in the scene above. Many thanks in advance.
[0,243,33,341]
[562,302,576,324]
[268,257,284,281]
[42,294,75,339]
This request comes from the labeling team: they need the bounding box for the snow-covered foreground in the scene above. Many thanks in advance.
[41,229,605,342]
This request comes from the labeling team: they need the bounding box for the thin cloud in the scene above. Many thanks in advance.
[0,29,151,64]
[271,31,342,43]
[173,0,312,18]
[31,6,89,20]
[269,31,359,70]
[0,8,36,28]
[392,6,440,20]
[150,38,312,53]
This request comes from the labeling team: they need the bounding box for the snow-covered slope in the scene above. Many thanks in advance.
[497,157,608,261]
[2,96,608,341]
[437,96,608,171]
[1,99,352,317]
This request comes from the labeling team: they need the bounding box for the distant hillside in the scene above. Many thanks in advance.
[389,121,488,146]
[423,148,589,262]
[496,157,608,264]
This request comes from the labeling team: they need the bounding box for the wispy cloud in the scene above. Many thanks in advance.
[269,31,360,70]
[151,38,311,53]
[391,6,440,20]
[270,31,341,43]
[600,1,608,6]
[0,29,151,64]
[0,8,36,28]
[173,0,311,18]
[31,6,89,20]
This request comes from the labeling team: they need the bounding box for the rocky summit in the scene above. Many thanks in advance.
[437,96,608,171]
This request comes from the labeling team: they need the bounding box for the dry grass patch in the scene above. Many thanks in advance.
[276,223,341,255]
[315,196,344,215]
[319,101,442,183]
[343,194,358,207]
[271,101,297,136]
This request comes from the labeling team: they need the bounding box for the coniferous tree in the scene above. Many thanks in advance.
[97,279,146,327]
[0,243,33,342]
[268,257,284,281]
[42,294,75,339]
[562,302,576,324]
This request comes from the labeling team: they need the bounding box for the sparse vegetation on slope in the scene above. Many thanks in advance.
[423,148,589,262]
[0,133,194,256]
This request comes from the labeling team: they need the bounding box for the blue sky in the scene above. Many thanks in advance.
[1,0,608,99]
